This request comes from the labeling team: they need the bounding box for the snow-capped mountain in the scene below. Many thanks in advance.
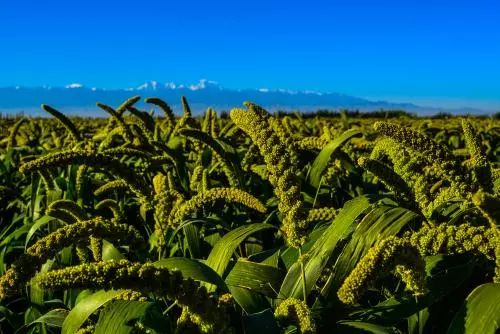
[0,80,488,116]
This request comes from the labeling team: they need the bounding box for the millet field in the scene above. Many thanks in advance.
[0,96,499,333]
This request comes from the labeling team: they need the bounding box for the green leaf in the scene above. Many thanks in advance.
[229,286,270,314]
[309,129,362,187]
[153,257,227,291]
[280,224,329,269]
[336,321,398,334]
[323,205,420,299]
[102,240,125,261]
[226,259,285,297]
[249,248,281,268]
[407,308,429,334]
[206,223,275,278]
[359,254,475,323]
[30,259,55,305]
[95,300,153,334]
[25,215,55,248]
[16,308,68,333]
[62,289,125,334]
[75,290,94,306]
[0,223,33,247]
[183,224,201,258]
[279,195,378,300]
[447,283,500,334]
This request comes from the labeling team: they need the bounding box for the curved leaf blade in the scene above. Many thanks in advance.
[153,257,227,291]
[279,195,378,300]
[323,205,420,299]
[309,129,362,187]
[16,309,68,333]
[206,223,275,278]
[226,259,285,297]
[94,300,154,334]
[62,289,125,334]
[447,283,500,334]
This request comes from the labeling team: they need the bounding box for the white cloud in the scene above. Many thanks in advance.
[65,83,83,89]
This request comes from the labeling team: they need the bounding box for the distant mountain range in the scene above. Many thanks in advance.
[0,80,493,116]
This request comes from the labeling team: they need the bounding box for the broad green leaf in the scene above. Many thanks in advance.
[323,205,420,299]
[46,188,63,205]
[74,290,94,306]
[95,300,153,334]
[30,259,55,305]
[183,224,201,258]
[24,307,42,328]
[309,129,362,187]
[249,248,281,268]
[337,321,398,333]
[16,308,68,333]
[280,224,329,269]
[359,254,475,323]
[279,195,378,300]
[25,215,55,248]
[206,223,275,278]
[102,240,125,261]
[153,257,227,291]
[229,285,270,314]
[407,308,429,334]
[447,283,500,334]
[226,259,285,297]
[0,223,33,247]
[62,289,125,334]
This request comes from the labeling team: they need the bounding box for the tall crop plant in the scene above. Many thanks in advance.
[0,97,498,333]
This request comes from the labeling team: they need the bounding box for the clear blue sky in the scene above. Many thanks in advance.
[0,0,499,108]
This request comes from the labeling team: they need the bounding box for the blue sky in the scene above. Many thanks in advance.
[0,0,499,109]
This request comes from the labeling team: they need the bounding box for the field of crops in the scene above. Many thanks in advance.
[0,96,499,334]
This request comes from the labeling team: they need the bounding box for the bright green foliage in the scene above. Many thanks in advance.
[35,260,234,333]
[0,98,499,333]
[0,217,142,299]
[338,236,427,305]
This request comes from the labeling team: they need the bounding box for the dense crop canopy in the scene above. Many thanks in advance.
[0,98,499,333]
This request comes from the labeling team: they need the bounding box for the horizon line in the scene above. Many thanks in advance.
[1,79,499,112]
